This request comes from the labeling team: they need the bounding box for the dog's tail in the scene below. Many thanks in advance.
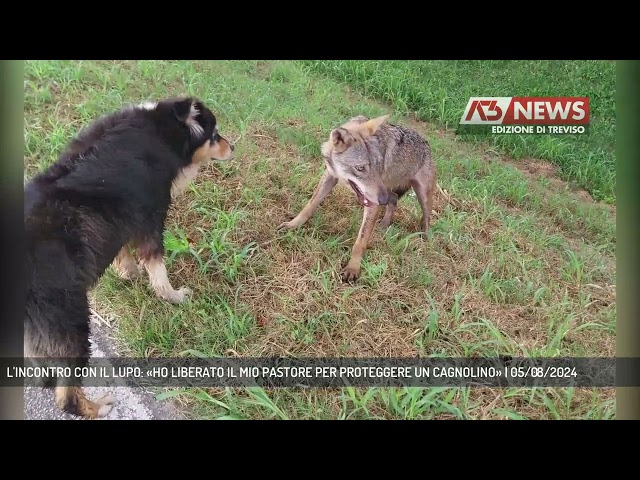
[25,292,116,419]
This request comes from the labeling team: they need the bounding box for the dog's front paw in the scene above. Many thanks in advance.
[340,265,360,284]
[114,261,143,281]
[121,264,144,280]
[160,286,192,304]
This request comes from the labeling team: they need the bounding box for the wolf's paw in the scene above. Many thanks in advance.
[277,219,300,230]
[340,265,360,284]
[379,217,393,230]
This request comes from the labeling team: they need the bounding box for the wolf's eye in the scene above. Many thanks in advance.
[355,165,365,172]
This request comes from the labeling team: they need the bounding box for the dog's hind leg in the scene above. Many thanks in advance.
[277,170,338,230]
[25,294,117,419]
[341,204,381,283]
[136,225,191,304]
[55,385,116,419]
[112,244,143,280]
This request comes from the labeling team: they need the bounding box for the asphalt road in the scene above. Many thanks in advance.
[24,317,186,421]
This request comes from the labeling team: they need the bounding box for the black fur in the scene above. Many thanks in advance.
[24,97,219,389]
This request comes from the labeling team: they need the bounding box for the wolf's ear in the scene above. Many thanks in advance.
[331,128,354,152]
[172,98,204,137]
[361,114,391,136]
[349,115,369,124]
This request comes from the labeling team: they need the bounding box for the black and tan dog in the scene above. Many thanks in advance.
[24,97,234,419]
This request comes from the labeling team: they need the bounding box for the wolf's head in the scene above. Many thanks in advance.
[139,97,235,167]
[321,114,391,207]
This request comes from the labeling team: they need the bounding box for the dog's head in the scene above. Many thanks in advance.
[321,114,391,207]
[143,97,235,166]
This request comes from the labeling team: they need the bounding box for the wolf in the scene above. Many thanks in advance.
[277,114,436,283]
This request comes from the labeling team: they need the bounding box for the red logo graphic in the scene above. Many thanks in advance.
[460,97,590,125]
[465,99,504,122]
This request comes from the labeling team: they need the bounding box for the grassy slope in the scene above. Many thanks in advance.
[24,60,616,419]
[300,60,616,204]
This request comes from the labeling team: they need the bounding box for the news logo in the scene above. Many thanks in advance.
[457,97,590,135]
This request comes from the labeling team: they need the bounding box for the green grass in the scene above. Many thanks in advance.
[300,60,616,204]
[24,60,616,420]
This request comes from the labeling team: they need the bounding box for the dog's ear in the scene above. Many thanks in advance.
[331,127,354,152]
[172,98,204,138]
[172,98,195,122]
[361,114,391,136]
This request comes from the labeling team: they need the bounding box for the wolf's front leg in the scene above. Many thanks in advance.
[341,205,381,283]
[277,170,338,230]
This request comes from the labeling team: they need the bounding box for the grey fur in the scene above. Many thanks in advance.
[278,114,437,283]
